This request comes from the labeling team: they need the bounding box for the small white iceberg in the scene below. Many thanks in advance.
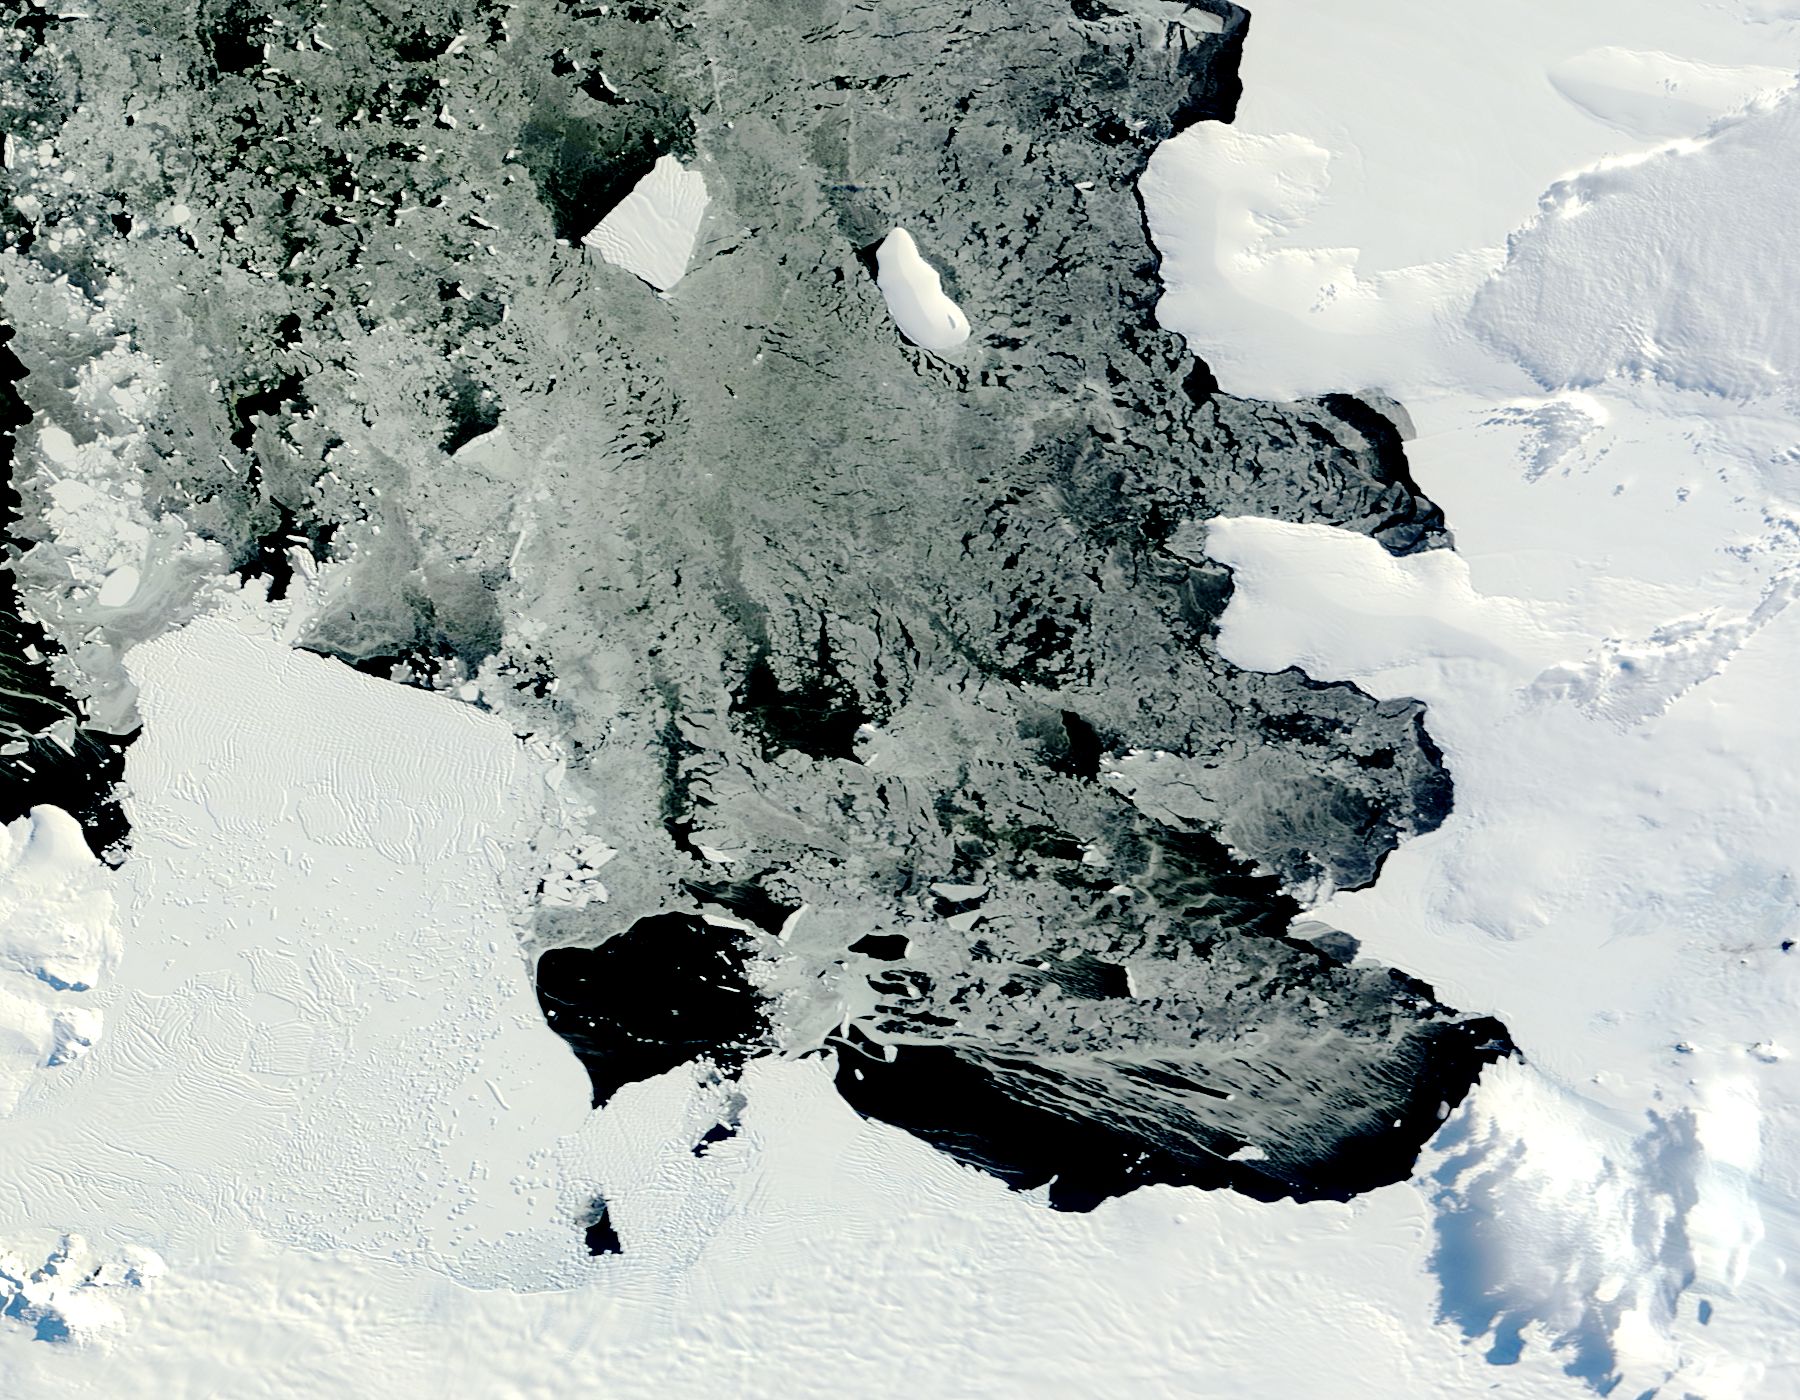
[582,154,709,291]
[96,564,141,609]
[876,227,970,352]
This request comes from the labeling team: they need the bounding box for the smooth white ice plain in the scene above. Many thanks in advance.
[582,154,709,291]
[1141,0,1800,402]
[0,806,116,1115]
[876,227,972,351]
[0,604,610,1288]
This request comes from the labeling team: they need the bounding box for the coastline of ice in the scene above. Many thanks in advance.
[1151,3,1800,1390]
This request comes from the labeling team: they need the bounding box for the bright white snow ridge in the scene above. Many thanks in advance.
[0,807,116,1115]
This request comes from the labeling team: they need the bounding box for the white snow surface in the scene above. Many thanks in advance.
[0,1234,164,1344]
[1147,0,1800,1393]
[0,807,116,1114]
[1141,0,1800,402]
[875,227,972,351]
[8,1,1800,1395]
[0,606,608,1292]
[1204,507,1800,1392]
[1472,92,1800,400]
[582,154,709,291]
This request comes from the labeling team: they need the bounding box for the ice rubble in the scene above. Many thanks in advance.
[875,227,971,352]
[8,310,231,736]
[582,155,710,291]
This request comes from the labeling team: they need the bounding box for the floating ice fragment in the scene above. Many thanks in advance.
[581,154,709,291]
[875,227,970,351]
[96,564,140,608]
[36,424,78,467]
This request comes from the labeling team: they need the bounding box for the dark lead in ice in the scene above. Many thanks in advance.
[537,913,768,1109]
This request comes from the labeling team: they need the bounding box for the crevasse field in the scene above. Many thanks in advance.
[2,1,1798,1396]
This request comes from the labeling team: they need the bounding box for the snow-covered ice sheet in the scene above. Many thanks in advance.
[1143,1,1800,1392]
[1142,0,1800,402]
[0,806,117,1114]
[0,605,607,1290]
[0,596,1587,1397]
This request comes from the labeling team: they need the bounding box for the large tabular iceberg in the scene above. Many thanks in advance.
[875,227,971,351]
[582,155,709,292]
